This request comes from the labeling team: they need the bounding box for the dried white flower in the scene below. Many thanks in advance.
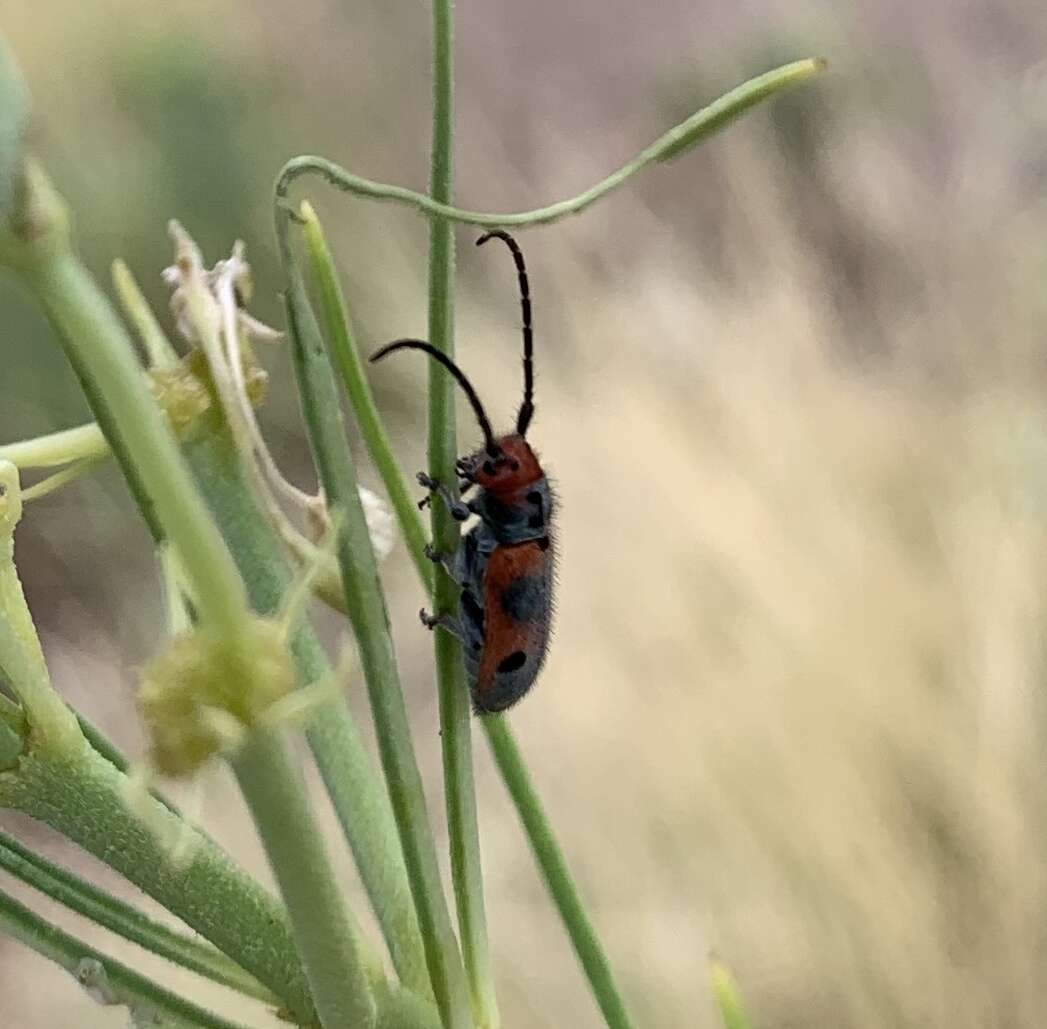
[161,223,394,571]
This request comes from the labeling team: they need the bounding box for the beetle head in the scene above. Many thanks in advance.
[459,433,542,494]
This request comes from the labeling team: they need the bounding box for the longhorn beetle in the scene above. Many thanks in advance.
[371,230,553,714]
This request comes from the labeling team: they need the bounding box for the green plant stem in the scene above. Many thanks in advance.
[232,728,376,1029]
[0,461,82,753]
[186,427,432,1000]
[483,718,636,1029]
[426,2,498,1026]
[0,827,275,1003]
[0,745,317,1022]
[112,257,180,368]
[19,245,249,639]
[0,421,109,468]
[274,59,824,230]
[0,886,255,1029]
[0,701,23,767]
[276,210,472,1029]
[299,203,433,593]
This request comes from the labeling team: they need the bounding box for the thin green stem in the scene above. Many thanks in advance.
[0,744,319,1023]
[112,257,180,368]
[20,453,106,501]
[0,827,275,1004]
[299,203,433,593]
[274,59,824,230]
[232,728,377,1029]
[0,886,256,1029]
[0,702,23,767]
[0,421,109,469]
[427,2,498,1026]
[0,461,82,753]
[483,718,636,1029]
[275,209,472,1029]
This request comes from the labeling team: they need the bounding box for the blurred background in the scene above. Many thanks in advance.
[3,0,1047,1025]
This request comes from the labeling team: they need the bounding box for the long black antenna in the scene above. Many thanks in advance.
[477,230,535,436]
[370,339,499,455]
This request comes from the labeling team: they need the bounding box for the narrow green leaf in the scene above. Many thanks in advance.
[0,886,255,1029]
[657,58,826,163]
[1,745,318,1023]
[0,828,276,1003]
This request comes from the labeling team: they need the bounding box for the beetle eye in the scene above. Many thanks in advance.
[509,459,520,471]
[482,460,495,476]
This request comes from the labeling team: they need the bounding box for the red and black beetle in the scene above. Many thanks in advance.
[371,230,553,713]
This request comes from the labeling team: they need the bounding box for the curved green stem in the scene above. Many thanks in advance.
[426,2,498,1026]
[275,59,823,230]
[0,887,255,1029]
[0,827,275,1004]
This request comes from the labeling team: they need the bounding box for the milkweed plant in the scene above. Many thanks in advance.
[0,10,822,1028]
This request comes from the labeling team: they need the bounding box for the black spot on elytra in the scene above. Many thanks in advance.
[526,490,542,504]
[497,651,527,674]
[536,537,551,551]
[527,513,544,529]
[499,575,544,622]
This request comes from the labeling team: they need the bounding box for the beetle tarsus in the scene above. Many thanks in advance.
[419,608,463,639]
[424,544,465,585]
[416,471,471,521]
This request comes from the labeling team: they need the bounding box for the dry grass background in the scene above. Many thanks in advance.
[2,1,1047,1026]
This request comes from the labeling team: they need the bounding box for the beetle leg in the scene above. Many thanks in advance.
[416,472,470,521]
[418,480,474,511]
[423,543,466,586]
[419,608,465,641]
